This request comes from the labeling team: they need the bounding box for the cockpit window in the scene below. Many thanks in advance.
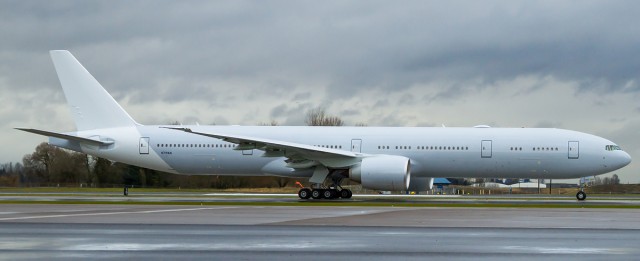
[605,145,623,151]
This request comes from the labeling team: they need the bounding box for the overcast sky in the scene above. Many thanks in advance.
[1,0,638,182]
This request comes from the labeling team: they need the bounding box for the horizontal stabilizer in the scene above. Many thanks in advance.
[15,128,114,146]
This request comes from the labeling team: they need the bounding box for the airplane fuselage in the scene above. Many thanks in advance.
[52,125,631,180]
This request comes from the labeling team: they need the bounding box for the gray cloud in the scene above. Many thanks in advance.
[4,1,640,98]
[340,109,361,117]
[270,104,288,119]
[292,92,311,101]
[533,121,564,129]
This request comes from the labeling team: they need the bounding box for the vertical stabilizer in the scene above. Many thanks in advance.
[50,50,138,131]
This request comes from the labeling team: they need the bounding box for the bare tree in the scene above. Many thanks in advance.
[305,107,344,126]
[259,120,279,126]
[593,176,602,185]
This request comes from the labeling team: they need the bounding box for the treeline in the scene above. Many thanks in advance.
[0,108,348,188]
[592,174,621,185]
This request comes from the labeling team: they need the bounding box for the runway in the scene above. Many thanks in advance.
[1,204,639,260]
[2,192,640,207]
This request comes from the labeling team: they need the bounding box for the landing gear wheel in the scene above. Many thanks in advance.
[340,189,353,199]
[323,189,337,199]
[311,189,323,199]
[576,191,587,201]
[298,188,311,199]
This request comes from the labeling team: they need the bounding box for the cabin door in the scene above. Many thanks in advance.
[139,137,150,155]
[481,140,492,158]
[351,139,362,153]
[568,141,579,159]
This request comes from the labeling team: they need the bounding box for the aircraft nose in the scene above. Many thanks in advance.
[612,151,632,170]
[622,151,632,166]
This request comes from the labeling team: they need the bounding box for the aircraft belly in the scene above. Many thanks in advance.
[160,151,273,175]
[260,159,314,178]
[422,156,566,179]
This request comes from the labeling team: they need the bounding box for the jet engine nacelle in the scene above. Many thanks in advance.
[349,155,411,191]
[408,177,434,192]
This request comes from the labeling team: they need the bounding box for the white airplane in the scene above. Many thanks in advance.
[18,50,631,200]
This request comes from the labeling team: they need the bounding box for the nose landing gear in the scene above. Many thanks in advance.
[576,190,587,201]
[577,178,587,201]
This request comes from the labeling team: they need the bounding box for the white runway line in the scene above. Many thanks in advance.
[0,207,237,221]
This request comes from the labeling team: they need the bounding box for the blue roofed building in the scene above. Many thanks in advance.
[433,178,451,185]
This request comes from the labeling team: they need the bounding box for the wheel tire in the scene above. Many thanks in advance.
[323,189,336,199]
[312,189,323,199]
[340,189,352,199]
[576,191,587,201]
[298,188,311,199]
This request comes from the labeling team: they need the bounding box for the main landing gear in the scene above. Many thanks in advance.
[298,187,352,200]
[297,168,353,200]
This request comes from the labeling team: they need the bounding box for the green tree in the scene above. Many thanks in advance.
[21,142,90,185]
[611,174,620,185]
[93,157,123,186]
[22,143,54,184]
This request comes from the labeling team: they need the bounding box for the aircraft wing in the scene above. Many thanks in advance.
[162,127,364,168]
